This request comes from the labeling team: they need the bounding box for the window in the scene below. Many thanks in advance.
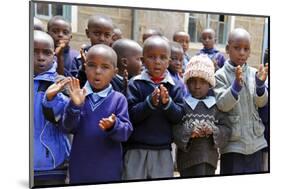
[187,13,230,45]
[34,2,71,22]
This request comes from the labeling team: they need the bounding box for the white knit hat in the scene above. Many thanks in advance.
[183,54,216,87]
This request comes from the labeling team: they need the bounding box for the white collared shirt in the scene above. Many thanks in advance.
[184,95,216,110]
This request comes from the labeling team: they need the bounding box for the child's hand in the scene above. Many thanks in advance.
[80,48,87,71]
[191,126,205,138]
[151,87,160,107]
[257,63,268,81]
[68,77,86,106]
[80,48,87,63]
[123,69,128,92]
[99,113,116,131]
[235,65,243,86]
[46,77,70,101]
[55,40,67,56]
[159,84,170,105]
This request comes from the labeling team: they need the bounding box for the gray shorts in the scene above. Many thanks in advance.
[122,149,173,180]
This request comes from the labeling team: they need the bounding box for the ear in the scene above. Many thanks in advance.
[70,34,72,40]
[225,44,229,54]
[121,58,128,68]
[85,29,89,38]
[114,67,119,75]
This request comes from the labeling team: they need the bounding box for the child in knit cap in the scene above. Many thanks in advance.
[173,54,231,177]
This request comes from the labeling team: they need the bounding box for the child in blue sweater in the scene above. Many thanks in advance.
[123,36,185,180]
[198,28,226,71]
[33,30,70,187]
[63,44,133,184]
[47,16,79,77]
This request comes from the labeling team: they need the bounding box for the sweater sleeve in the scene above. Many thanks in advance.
[62,100,83,133]
[172,116,193,152]
[212,107,231,148]
[214,72,239,112]
[42,92,69,123]
[127,80,155,124]
[254,77,268,108]
[105,95,133,142]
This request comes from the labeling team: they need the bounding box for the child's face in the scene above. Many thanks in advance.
[143,45,170,78]
[48,19,72,48]
[169,49,183,74]
[201,31,215,49]
[126,49,142,78]
[226,37,251,66]
[174,35,189,52]
[85,52,117,92]
[34,39,54,75]
[86,22,113,46]
[187,77,210,99]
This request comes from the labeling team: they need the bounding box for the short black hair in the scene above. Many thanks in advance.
[47,15,71,32]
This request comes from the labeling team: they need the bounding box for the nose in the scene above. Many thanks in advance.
[99,34,105,42]
[58,31,64,38]
[95,66,102,74]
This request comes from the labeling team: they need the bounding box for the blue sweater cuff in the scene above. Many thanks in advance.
[163,97,172,110]
[255,73,266,87]
[231,80,242,99]
[255,74,266,96]
[68,100,83,113]
[146,96,157,110]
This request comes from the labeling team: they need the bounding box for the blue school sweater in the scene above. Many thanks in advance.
[126,70,185,150]
[168,69,189,97]
[198,48,226,69]
[63,83,133,184]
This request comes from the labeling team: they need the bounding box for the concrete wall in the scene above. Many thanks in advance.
[35,5,266,69]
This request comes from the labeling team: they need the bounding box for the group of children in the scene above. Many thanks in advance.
[33,14,269,186]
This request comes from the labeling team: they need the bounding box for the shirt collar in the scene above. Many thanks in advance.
[116,74,123,80]
[133,69,175,86]
[84,81,112,97]
[184,95,216,110]
[34,61,57,81]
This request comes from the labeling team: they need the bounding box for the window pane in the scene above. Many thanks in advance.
[52,4,63,16]
[188,17,197,42]
[36,3,49,16]
[218,23,225,44]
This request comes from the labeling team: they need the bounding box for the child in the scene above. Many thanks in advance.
[142,28,163,43]
[34,17,44,31]
[173,31,191,73]
[33,30,70,186]
[173,55,230,177]
[123,36,185,180]
[63,44,133,184]
[111,27,123,45]
[198,28,226,70]
[47,16,79,77]
[214,28,268,174]
[168,41,188,97]
[73,14,114,87]
[111,38,142,95]
[259,48,269,172]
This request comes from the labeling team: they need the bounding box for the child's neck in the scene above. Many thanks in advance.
[90,84,109,93]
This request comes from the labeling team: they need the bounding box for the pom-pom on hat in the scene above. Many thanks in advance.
[183,54,216,87]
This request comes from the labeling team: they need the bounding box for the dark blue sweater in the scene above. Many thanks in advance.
[63,89,133,184]
[126,71,185,150]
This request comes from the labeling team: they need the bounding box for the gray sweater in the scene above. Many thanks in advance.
[214,60,268,155]
[173,96,231,171]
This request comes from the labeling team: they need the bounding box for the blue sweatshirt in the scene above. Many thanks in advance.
[198,48,226,69]
[126,70,185,150]
[34,63,70,178]
[63,83,133,184]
